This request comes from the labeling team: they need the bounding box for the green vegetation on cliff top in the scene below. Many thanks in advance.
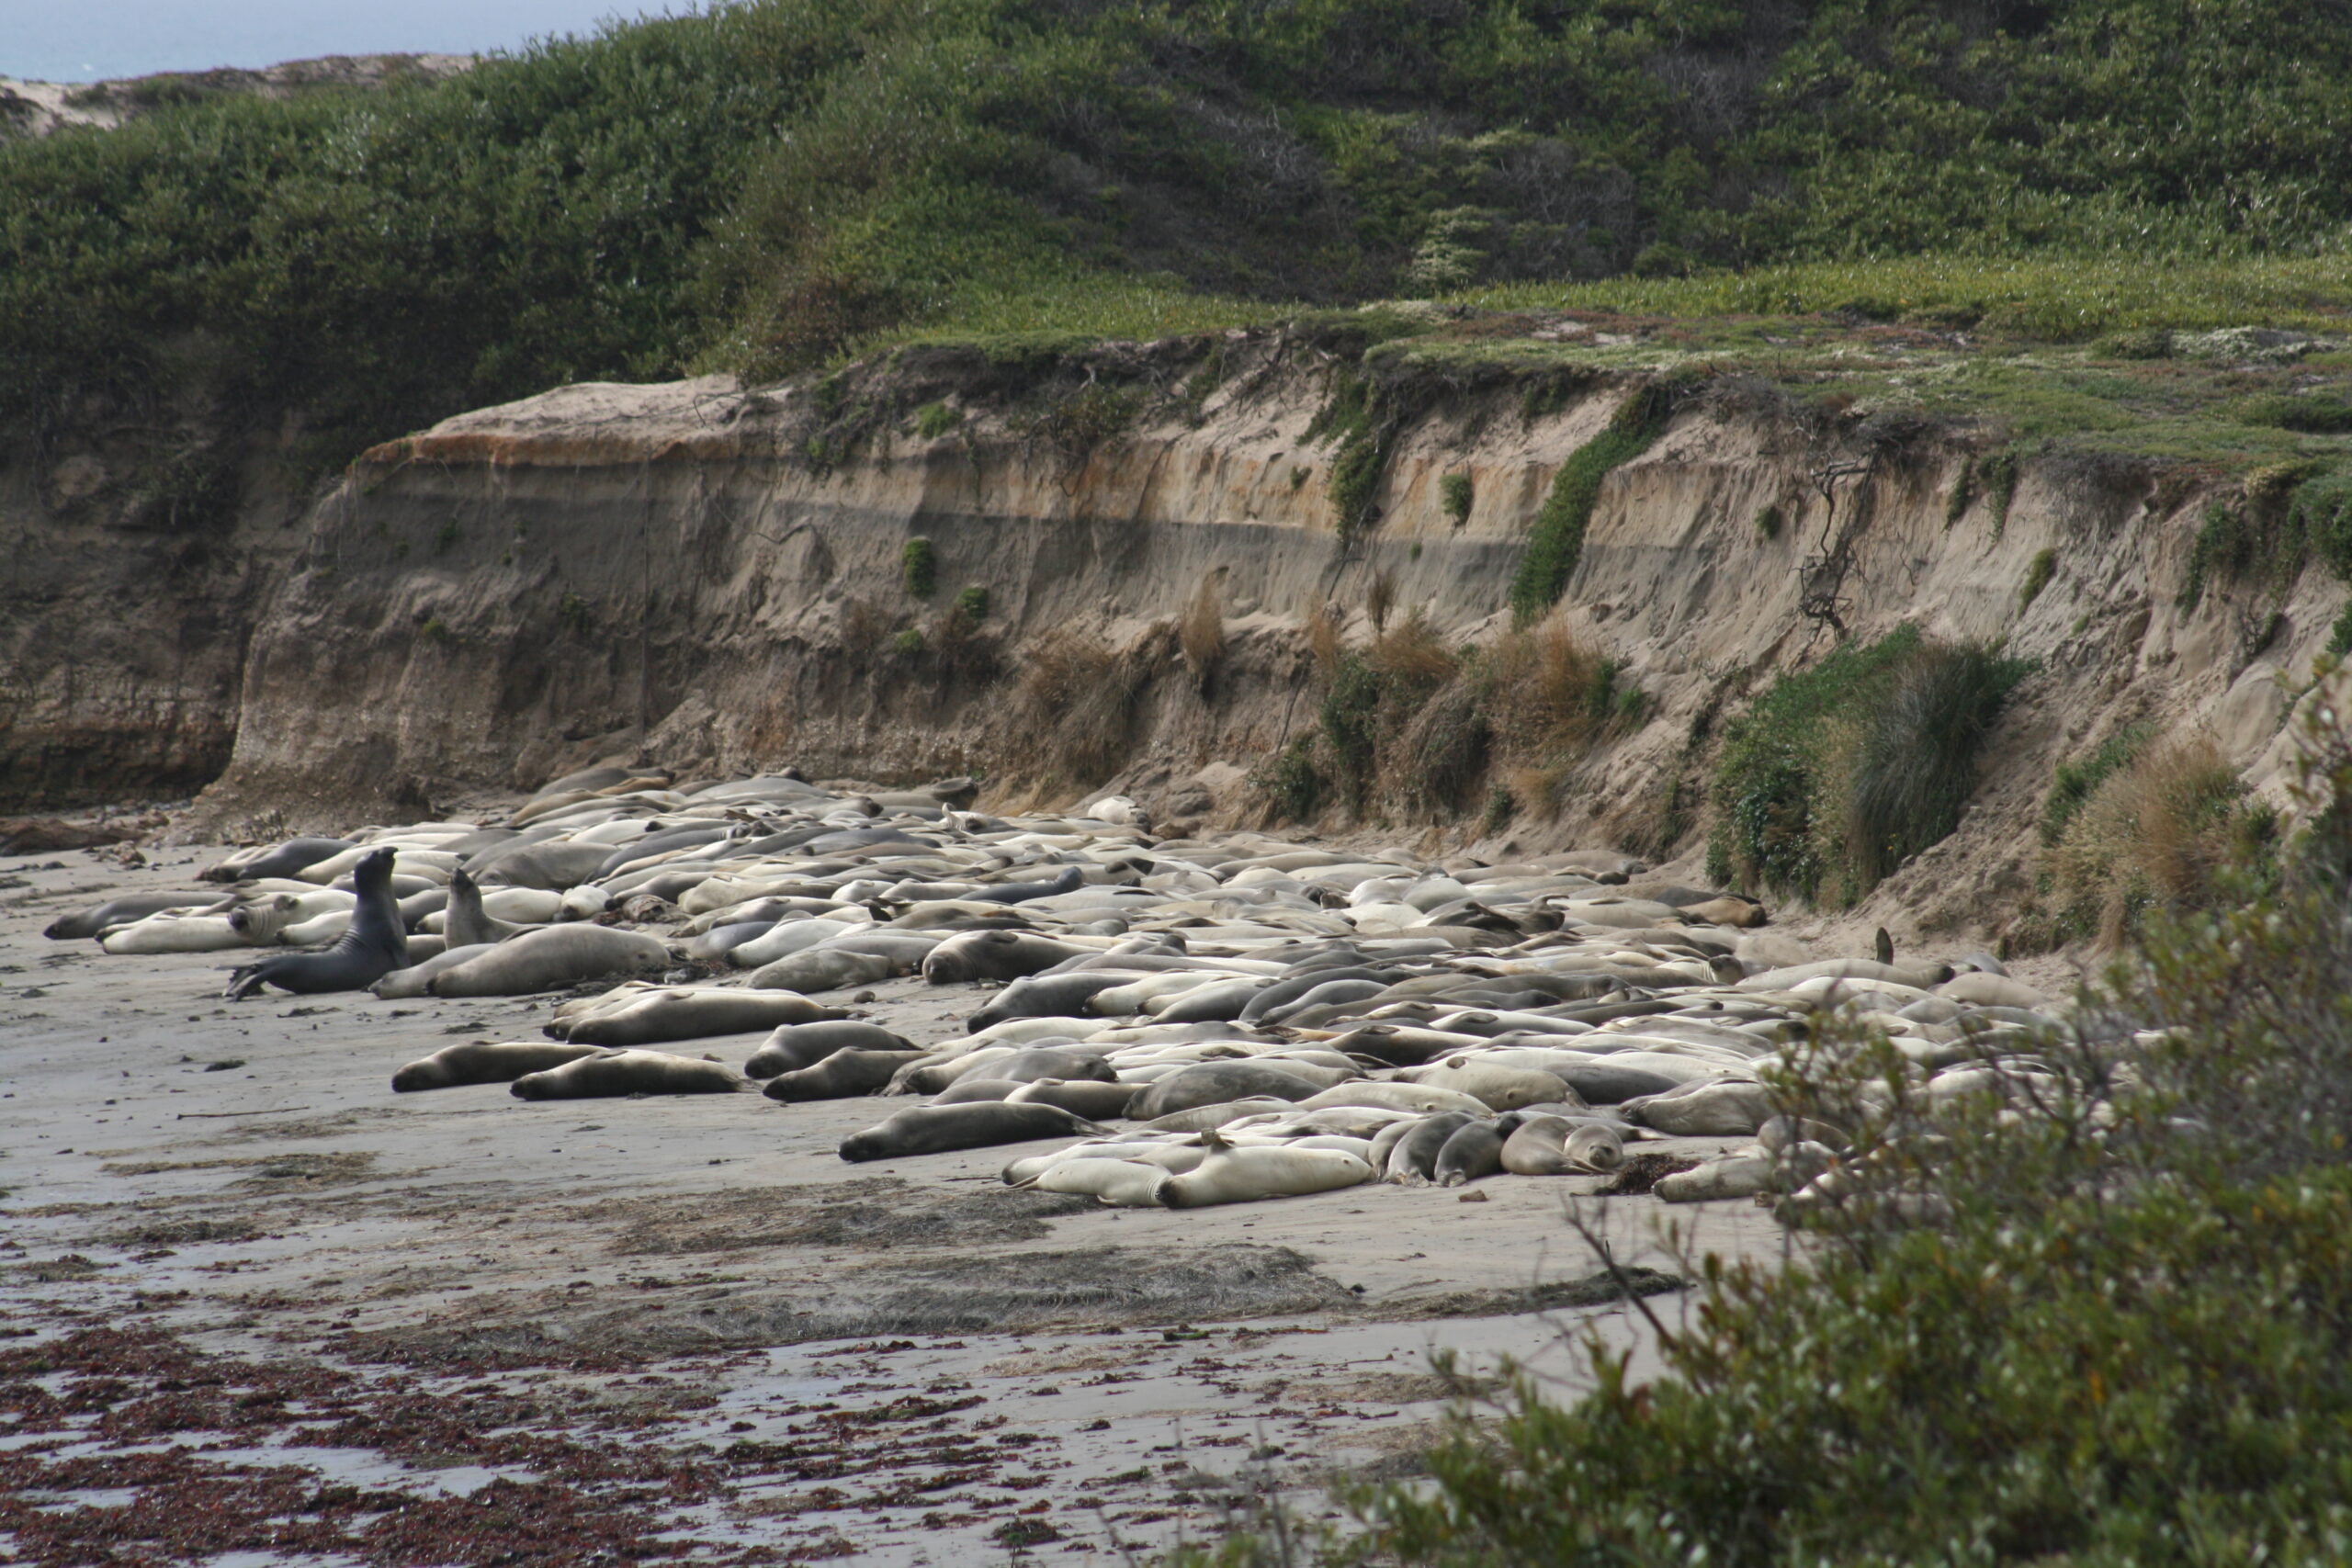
[6,0,2352,462]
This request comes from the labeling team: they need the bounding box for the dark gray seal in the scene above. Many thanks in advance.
[744,1021,916,1079]
[922,929,1091,984]
[200,837,352,884]
[973,865,1086,904]
[392,1040,605,1092]
[1553,1061,1683,1104]
[225,847,407,998]
[45,891,217,941]
[965,972,1135,1032]
[1435,1114,1525,1187]
[1383,1112,1478,1184]
[763,1048,933,1102]
[838,1101,1106,1162]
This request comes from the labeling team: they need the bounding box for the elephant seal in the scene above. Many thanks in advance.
[745,947,898,993]
[965,973,1134,1032]
[743,1021,916,1078]
[763,1048,932,1102]
[45,891,217,941]
[427,926,670,998]
[839,1101,1107,1162]
[1397,1058,1577,1112]
[1500,1115,1626,1175]
[511,1049,746,1100]
[557,985,841,1044]
[103,913,253,954]
[470,840,618,891]
[1656,1154,1775,1203]
[226,847,408,998]
[1383,1112,1479,1184]
[1154,1132,1374,1208]
[974,865,1086,904]
[1299,1081,1490,1117]
[371,942,498,998]
[1623,1078,1773,1136]
[1551,1061,1683,1104]
[392,1040,605,1092]
[947,1047,1114,1087]
[922,930,1091,984]
[1125,1062,1326,1121]
[1435,1115,1524,1187]
[930,1078,1023,1104]
[1006,1079,1142,1119]
[1026,1156,1170,1206]
[444,868,533,946]
[1236,966,1395,1022]
[1151,977,1275,1023]
[200,837,353,884]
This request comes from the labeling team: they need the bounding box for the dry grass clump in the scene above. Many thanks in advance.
[1179,570,1225,690]
[1484,624,1616,756]
[1304,601,1343,675]
[2043,734,2275,946]
[1366,567,1396,633]
[1393,678,1488,814]
[1019,629,1152,784]
[1362,609,1459,689]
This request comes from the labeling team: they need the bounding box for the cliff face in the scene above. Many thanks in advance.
[0,421,318,809]
[14,323,2335,944]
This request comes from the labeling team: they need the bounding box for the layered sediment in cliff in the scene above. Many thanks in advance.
[14,322,2335,945]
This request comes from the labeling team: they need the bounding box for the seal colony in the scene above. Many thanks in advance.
[50,763,2083,1211]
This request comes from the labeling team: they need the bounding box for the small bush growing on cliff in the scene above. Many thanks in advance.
[912,401,961,439]
[1844,641,2032,887]
[900,537,937,599]
[954,585,989,620]
[1509,383,1674,625]
[1439,472,1473,525]
[2018,547,2056,609]
[2036,733,2277,947]
[1710,626,2027,903]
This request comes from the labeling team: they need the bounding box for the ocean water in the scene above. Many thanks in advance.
[1,0,689,83]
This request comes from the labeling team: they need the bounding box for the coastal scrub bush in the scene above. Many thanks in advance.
[2018,547,2056,609]
[1711,627,2025,902]
[1508,382,1674,624]
[2041,733,2275,945]
[1439,473,1473,526]
[953,585,989,620]
[1844,642,2032,886]
[900,537,937,599]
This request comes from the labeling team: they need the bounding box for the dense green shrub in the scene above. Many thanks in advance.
[1845,642,2031,886]
[2018,547,2055,609]
[18,0,2352,465]
[900,536,937,599]
[1710,627,2024,902]
[2041,724,2154,846]
[2290,470,2352,581]
[1508,383,1674,624]
[1439,472,1473,526]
